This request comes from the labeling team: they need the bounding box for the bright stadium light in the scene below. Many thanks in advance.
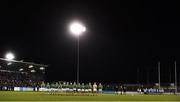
[70,21,86,36]
[31,69,36,73]
[7,62,12,66]
[40,67,45,70]
[5,52,15,60]
[29,65,33,68]
[19,68,23,71]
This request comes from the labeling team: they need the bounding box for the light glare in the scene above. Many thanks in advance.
[31,69,36,73]
[19,68,23,71]
[5,53,15,60]
[7,62,12,66]
[40,67,45,70]
[29,65,33,68]
[70,22,86,36]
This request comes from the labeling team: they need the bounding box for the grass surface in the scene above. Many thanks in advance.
[0,91,179,101]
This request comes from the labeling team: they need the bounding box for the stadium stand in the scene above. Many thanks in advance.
[0,59,45,91]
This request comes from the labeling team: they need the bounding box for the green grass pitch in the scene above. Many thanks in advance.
[0,91,180,101]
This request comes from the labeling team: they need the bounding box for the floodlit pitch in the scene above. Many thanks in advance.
[0,91,179,101]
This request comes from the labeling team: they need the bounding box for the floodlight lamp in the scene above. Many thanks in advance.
[31,69,36,73]
[70,22,86,36]
[40,67,45,70]
[7,62,12,66]
[5,53,15,60]
[19,68,23,71]
[29,65,33,68]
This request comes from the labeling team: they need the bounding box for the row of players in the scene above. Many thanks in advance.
[40,82,103,93]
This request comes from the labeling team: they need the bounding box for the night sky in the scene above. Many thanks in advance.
[0,0,179,84]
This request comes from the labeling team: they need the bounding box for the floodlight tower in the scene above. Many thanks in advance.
[69,21,86,84]
[158,61,161,89]
[175,61,177,94]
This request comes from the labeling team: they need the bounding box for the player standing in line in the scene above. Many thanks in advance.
[88,82,92,93]
[115,85,119,95]
[46,82,50,89]
[41,81,45,88]
[81,83,85,92]
[46,83,50,92]
[73,82,77,92]
[120,85,123,95]
[62,82,66,92]
[123,86,127,95]
[77,83,81,92]
[55,82,58,88]
[98,83,103,94]
[93,82,97,95]
[84,83,89,93]
[58,82,62,92]
[69,82,73,92]
[66,82,70,92]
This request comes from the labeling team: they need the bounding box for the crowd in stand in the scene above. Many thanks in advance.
[0,71,41,91]
[0,71,103,93]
